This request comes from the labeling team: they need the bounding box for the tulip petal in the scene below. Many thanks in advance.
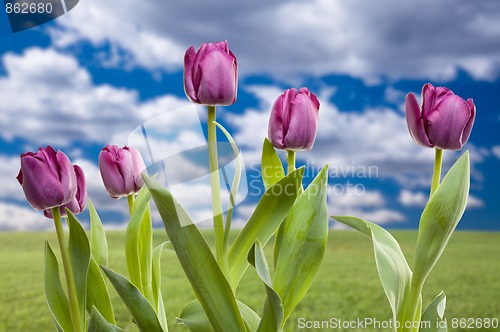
[426,95,471,150]
[421,83,434,118]
[99,145,146,199]
[422,84,453,118]
[184,46,198,103]
[301,87,320,110]
[99,149,127,198]
[405,93,432,148]
[55,149,78,205]
[44,165,87,218]
[20,155,65,210]
[284,93,318,151]
[38,146,59,179]
[18,147,77,211]
[268,98,286,149]
[196,48,237,105]
[73,165,87,213]
[281,88,297,135]
[461,99,476,146]
[116,149,135,194]
[125,147,146,192]
[433,86,454,108]
[16,170,23,185]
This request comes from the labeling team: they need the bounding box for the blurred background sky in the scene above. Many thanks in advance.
[0,0,499,231]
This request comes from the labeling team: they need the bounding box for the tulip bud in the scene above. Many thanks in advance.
[44,165,87,218]
[17,146,77,211]
[405,83,476,150]
[268,87,320,151]
[99,145,146,199]
[184,40,238,106]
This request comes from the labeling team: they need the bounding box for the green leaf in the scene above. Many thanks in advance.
[152,242,168,331]
[125,188,151,292]
[86,257,115,324]
[102,266,164,332]
[44,241,72,332]
[214,121,243,211]
[420,291,447,332]
[239,301,260,332]
[177,301,215,332]
[413,151,470,286]
[178,300,260,332]
[228,167,304,289]
[261,138,285,190]
[143,176,246,332]
[157,292,168,332]
[248,241,283,332]
[273,166,329,324]
[67,211,91,332]
[215,121,243,249]
[163,241,175,252]
[139,203,154,305]
[88,307,124,332]
[334,216,412,325]
[89,200,107,268]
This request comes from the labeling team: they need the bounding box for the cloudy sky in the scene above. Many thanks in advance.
[0,0,499,231]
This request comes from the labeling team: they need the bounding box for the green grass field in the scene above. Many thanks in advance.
[0,230,499,331]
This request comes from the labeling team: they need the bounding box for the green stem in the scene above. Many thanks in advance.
[208,106,227,274]
[401,282,423,332]
[222,203,234,258]
[52,207,82,332]
[286,150,296,175]
[430,148,443,196]
[127,194,135,215]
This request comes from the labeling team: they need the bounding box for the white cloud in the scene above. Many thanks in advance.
[0,202,52,231]
[332,209,405,225]
[492,146,500,159]
[0,155,25,201]
[48,0,500,81]
[329,186,404,224]
[399,190,484,210]
[0,48,190,147]
[467,195,485,209]
[385,86,406,106]
[330,187,386,209]
[49,1,185,71]
[399,190,428,207]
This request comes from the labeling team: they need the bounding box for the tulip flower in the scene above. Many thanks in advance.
[184,40,238,106]
[17,146,77,211]
[268,87,320,151]
[405,83,475,151]
[99,145,146,199]
[44,165,87,218]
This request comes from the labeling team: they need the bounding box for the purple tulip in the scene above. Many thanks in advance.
[405,83,476,150]
[99,145,146,199]
[184,40,238,106]
[268,87,320,151]
[44,165,87,218]
[17,146,77,211]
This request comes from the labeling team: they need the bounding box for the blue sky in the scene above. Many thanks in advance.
[0,0,499,231]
